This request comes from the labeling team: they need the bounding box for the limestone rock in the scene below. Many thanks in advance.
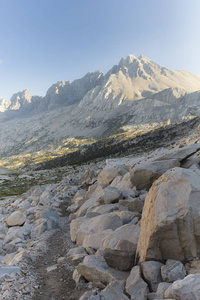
[125,266,149,300]
[6,211,26,227]
[164,273,200,300]
[141,261,164,292]
[161,259,186,282]
[136,167,200,262]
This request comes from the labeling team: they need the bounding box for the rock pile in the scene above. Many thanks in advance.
[0,143,200,299]
[0,173,83,299]
[67,143,200,300]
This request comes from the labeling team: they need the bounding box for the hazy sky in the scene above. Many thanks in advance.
[0,0,200,100]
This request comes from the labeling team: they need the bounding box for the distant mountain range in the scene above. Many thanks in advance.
[0,54,200,158]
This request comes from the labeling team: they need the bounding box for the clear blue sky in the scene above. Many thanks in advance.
[0,0,200,100]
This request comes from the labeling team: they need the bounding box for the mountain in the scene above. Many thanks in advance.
[0,54,200,159]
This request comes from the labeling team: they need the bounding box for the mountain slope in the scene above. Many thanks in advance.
[0,54,200,160]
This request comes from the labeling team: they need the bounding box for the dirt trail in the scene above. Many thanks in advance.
[32,203,85,300]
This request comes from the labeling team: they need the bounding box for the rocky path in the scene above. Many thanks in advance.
[31,200,85,300]
[32,222,82,300]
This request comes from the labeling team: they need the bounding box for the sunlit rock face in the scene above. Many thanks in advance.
[0,54,200,157]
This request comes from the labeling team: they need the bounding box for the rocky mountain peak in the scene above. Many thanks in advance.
[8,89,32,110]
[0,98,10,112]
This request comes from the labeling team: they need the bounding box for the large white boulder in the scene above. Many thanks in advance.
[136,167,200,262]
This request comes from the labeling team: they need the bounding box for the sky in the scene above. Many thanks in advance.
[0,0,200,100]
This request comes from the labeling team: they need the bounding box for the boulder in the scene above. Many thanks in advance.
[76,198,102,218]
[111,172,134,189]
[71,189,86,204]
[161,259,186,282]
[141,261,164,292]
[156,282,172,300]
[119,187,137,198]
[130,159,180,189]
[77,255,129,285]
[102,187,121,204]
[75,213,123,246]
[104,250,135,271]
[125,266,149,300]
[101,224,140,270]
[83,230,113,250]
[67,246,88,261]
[136,167,200,262]
[118,197,143,213]
[79,169,97,187]
[39,190,53,206]
[3,227,25,245]
[88,280,129,300]
[0,266,21,280]
[70,217,88,242]
[31,219,48,239]
[154,143,200,162]
[101,224,140,252]
[97,166,127,185]
[115,211,140,224]
[185,259,200,274]
[5,211,26,227]
[89,203,118,215]
[164,273,200,300]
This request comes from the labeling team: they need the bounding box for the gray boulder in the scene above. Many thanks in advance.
[126,266,149,300]
[75,213,123,246]
[77,255,129,285]
[154,143,200,162]
[161,259,186,282]
[164,273,200,300]
[97,166,127,185]
[102,186,121,204]
[141,261,164,292]
[88,280,129,300]
[118,197,143,213]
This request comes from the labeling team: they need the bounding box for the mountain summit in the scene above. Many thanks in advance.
[0,54,200,157]
[1,55,200,115]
